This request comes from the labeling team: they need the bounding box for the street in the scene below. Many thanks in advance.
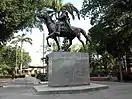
[0,77,132,99]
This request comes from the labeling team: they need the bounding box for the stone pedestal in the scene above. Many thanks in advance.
[48,52,90,87]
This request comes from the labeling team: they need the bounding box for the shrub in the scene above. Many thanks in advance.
[31,74,35,77]
[90,77,109,81]
[0,75,12,78]
[36,73,47,81]
[122,72,132,82]
[15,74,25,78]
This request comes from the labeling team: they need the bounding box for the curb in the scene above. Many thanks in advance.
[39,81,48,85]
[33,83,109,95]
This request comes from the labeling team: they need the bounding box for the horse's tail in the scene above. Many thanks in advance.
[80,28,91,44]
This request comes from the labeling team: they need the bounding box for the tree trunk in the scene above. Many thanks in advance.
[122,55,127,73]
[43,33,45,74]
[117,58,123,81]
[119,62,123,81]
[20,42,23,74]
[15,44,18,75]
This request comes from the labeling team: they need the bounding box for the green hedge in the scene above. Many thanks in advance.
[90,77,110,81]
[0,75,12,78]
[0,74,25,79]
[36,73,48,81]
[15,74,25,78]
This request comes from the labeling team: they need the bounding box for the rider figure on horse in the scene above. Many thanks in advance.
[56,10,72,35]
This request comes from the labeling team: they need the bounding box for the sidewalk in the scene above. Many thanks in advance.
[0,81,132,99]
[0,75,41,88]
[10,75,41,85]
[0,79,11,87]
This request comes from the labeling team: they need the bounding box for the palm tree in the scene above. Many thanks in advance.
[11,34,32,74]
[41,0,80,20]
[10,40,18,74]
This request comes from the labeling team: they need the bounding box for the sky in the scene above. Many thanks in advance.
[17,0,92,66]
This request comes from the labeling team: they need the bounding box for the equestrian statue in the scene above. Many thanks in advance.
[37,11,90,51]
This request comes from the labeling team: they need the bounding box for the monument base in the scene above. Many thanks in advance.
[33,52,109,95]
[48,52,90,87]
[33,83,109,95]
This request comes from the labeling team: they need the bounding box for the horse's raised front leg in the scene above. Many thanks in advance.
[46,33,55,47]
[46,36,51,47]
[53,37,60,51]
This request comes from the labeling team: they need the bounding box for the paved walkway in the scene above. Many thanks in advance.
[0,79,11,87]
[0,77,132,99]
[0,75,40,88]
[7,75,40,87]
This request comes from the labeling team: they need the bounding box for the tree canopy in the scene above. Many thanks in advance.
[0,0,43,44]
[81,0,132,58]
[0,0,80,45]
[41,0,80,20]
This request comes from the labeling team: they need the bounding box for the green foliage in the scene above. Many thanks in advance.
[0,75,12,78]
[15,47,31,68]
[0,0,80,47]
[81,0,132,58]
[80,0,132,80]
[0,64,10,75]
[41,0,80,20]
[70,44,81,52]
[12,34,32,46]
[0,74,25,79]
[14,74,25,78]
[2,46,17,68]
[70,44,116,76]
[0,0,44,43]
[0,45,31,74]
[11,34,32,70]
[22,52,31,68]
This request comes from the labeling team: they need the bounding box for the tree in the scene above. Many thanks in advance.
[0,0,45,44]
[0,45,31,74]
[81,0,132,55]
[0,64,10,75]
[81,0,132,80]
[10,38,19,74]
[20,51,31,69]
[70,44,116,77]
[11,34,32,74]
[0,0,80,44]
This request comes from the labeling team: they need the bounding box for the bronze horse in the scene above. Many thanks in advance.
[37,13,90,51]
